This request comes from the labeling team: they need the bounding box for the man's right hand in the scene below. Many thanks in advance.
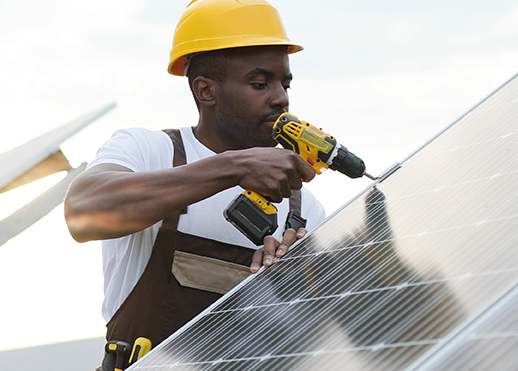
[231,147,316,203]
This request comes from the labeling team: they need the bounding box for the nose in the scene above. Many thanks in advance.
[270,83,289,109]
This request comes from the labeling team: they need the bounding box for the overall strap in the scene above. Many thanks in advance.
[289,189,302,215]
[285,189,306,232]
[161,129,187,230]
[166,128,186,167]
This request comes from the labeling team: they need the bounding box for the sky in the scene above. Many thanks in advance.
[0,0,517,352]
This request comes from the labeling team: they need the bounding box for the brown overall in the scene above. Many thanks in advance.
[105,129,302,348]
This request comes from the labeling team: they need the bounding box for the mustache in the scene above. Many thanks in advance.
[260,110,286,123]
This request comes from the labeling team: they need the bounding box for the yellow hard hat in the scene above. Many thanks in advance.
[168,0,303,76]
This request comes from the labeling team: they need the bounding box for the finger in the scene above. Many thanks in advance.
[266,189,283,204]
[262,235,277,267]
[277,227,307,257]
[280,181,294,199]
[289,176,303,191]
[276,228,297,257]
[296,156,316,182]
[296,227,307,239]
[250,249,264,273]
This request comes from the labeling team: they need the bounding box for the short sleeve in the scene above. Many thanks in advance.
[88,128,173,172]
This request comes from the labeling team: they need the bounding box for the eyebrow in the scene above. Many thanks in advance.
[245,68,293,81]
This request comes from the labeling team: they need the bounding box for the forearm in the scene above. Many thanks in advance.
[64,153,240,242]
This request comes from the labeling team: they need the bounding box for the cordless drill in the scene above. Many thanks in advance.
[224,113,375,245]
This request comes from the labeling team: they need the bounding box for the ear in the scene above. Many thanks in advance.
[191,76,217,107]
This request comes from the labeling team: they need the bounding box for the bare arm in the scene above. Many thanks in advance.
[64,147,315,242]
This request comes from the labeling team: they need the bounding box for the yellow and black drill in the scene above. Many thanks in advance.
[224,112,375,245]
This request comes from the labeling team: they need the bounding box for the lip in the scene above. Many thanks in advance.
[262,113,284,125]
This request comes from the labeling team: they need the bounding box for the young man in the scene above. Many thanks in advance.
[64,0,325,353]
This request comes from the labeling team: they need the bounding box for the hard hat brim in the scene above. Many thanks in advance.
[168,42,303,76]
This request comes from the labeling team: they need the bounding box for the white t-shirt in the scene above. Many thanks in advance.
[89,127,326,321]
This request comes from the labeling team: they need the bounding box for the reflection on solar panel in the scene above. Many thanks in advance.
[129,73,518,371]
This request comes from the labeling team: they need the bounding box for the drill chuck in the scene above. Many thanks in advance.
[328,144,366,178]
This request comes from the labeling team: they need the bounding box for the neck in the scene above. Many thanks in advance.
[192,116,231,154]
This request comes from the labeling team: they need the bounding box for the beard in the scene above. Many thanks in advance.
[213,101,280,149]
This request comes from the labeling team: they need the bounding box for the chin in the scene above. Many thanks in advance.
[252,137,277,148]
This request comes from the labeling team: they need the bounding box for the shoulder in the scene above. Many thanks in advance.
[89,128,173,172]
[111,127,171,147]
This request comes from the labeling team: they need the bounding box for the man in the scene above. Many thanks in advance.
[64,0,325,356]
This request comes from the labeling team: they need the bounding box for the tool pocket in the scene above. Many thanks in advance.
[172,251,252,295]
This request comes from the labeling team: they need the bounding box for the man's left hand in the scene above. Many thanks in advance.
[250,228,307,273]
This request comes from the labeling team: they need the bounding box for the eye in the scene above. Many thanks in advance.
[252,83,268,89]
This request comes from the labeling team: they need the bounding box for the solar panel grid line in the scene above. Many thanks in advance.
[384,143,514,203]
[301,250,409,301]
[449,229,518,276]
[133,298,257,368]
[311,339,438,365]
[215,254,323,308]
[213,302,328,364]
[395,72,518,167]
[380,284,464,343]
[410,313,517,371]
[345,283,460,350]
[313,290,398,345]
[255,299,343,356]
[207,338,440,371]
[373,311,460,369]
[256,256,323,301]
[165,310,356,370]
[440,302,518,370]
[214,234,402,310]
[422,334,518,371]
[288,201,377,258]
[220,306,313,360]
[457,99,516,138]
[165,311,238,358]
[167,312,257,365]
[409,283,518,371]
[311,248,398,294]
[266,254,458,344]
[390,214,508,278]
[336,292,436,358]
[472,331,518,341]
[393,174,509,228]
[206,306,285,360]
[414,224,512,275]
[314,290,436,356]
[168,312,246,363]
[478,299,518,334]
[367,345,432,371]
[408,238,518,300]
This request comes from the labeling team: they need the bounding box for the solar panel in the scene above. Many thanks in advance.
[128,73,518,371]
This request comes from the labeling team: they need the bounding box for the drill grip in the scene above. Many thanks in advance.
[103,341,132,371]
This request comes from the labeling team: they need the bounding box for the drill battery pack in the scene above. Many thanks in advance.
[224,191,278,246]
